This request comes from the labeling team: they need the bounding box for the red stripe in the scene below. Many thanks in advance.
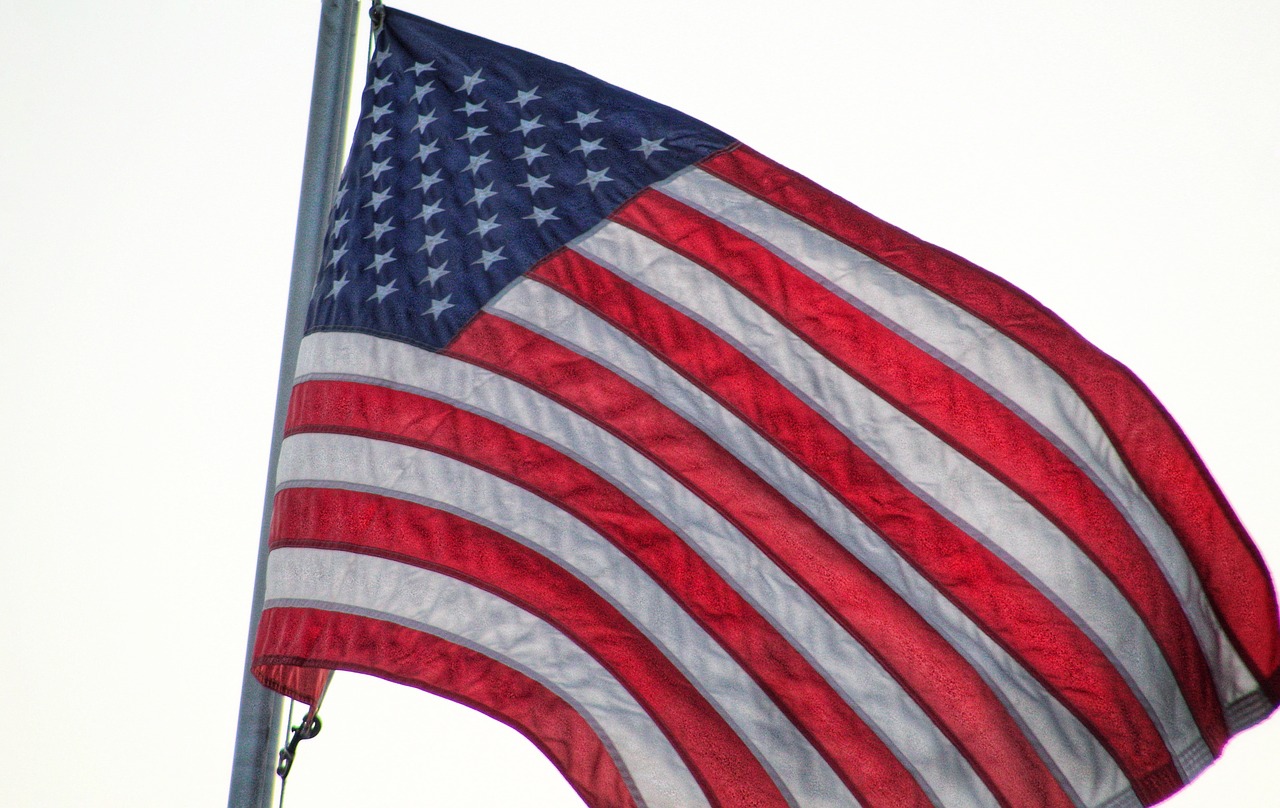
[284,376,934,808]
[267,484,778,808]
[252,652,330,706]
[700,144,1280,699]
[614,188,1228,752]
[254,607,638,808]
[533,248,1180,802]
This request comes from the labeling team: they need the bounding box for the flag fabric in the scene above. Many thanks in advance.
[252,6,1280,807]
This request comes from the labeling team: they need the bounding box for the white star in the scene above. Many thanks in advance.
[473,247,507,271]
[418,262,450,286]
[415,139,441,162]
[464,151,493,175]
[457,126,491,144]
[333,212,350,232]
[469,214,501,238]
[458,68,485,94]
[524,206,560,226]
[411,81,436,103]
[371,74,393,94]
[508,87,541,108]
[372,47,392,68]
[414,170,443,193]
[419,230,448,255]
[413,200,444,223]
[332,185,349,206]
[368,218,396,240]
[326,244,349,267]
[568,109,602,129]
[633,138,668,158]
[364,158,393,182]
[412,110,439,134]
[369,103,392,122]
[467,183,498,208]
[519,174,553,195]
[517,144,549,165]
[455,100,487,116]
[579,167,614,191]
[369,130,395,151]
[424,293,455,319]
[368,279,399,303]
[365,250,395,272]
[406,60,435,76]
[571,138,606,157]
[512,116,545,136]
[325,273,350,298]
[364,188,393,211]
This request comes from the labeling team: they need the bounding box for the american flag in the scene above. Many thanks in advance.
[253,7,1280,808]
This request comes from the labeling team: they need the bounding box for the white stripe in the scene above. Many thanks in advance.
[276,424,850,808]
[492,277,1132,808]
[296,331,1000,808]
[574,220,1208,765]
[265,546,705,808]
[656,167,1259,711]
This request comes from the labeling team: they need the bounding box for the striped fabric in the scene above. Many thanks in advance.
[254,8,1279,808]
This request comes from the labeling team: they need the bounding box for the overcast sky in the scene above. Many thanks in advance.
[2,2,1276,806]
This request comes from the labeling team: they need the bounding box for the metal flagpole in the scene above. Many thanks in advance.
[228,1,361,805]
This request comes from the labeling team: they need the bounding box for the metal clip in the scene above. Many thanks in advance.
[276,714,323,781]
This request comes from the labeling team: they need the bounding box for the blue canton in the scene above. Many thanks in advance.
[308,8,735,350]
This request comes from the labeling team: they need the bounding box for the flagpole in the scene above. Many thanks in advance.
[227,1,360,806]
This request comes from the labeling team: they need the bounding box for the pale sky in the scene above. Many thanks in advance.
[2,2,1276,806]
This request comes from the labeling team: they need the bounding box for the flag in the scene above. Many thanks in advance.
[253,6,1280,807]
